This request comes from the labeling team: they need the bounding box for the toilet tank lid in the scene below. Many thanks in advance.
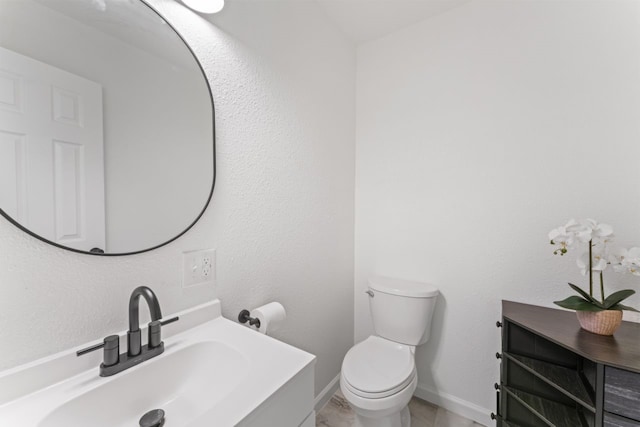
[368,276,439,298]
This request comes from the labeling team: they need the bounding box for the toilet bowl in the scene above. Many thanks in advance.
[340,276,438,427]
[341,336,417,427]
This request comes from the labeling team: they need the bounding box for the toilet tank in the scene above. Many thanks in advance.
[368,276,439,346]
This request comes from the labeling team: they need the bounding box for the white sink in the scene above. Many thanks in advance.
[42,342,248,427]
[0,300,316,427]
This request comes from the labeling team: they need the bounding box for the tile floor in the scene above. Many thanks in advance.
[316,390,486,427]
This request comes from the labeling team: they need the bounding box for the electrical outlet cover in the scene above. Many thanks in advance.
[182,249,215,287]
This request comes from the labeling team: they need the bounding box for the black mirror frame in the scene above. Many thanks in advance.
[0,0,216,256]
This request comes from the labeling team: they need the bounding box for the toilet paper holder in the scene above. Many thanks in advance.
[238,309,261,328]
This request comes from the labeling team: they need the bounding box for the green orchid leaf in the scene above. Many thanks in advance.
[568,283,605,308]
[610,303,640,312]
[554,296,603,311]
[603,289,636,309]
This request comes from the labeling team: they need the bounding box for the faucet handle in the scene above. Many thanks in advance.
[77,335,119,367]
[160,316,179,326]
[148,316,179,349]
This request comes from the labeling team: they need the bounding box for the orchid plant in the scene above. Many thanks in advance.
[549,219,639,312]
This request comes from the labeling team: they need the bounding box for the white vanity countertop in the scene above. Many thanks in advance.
[0,300,316,426]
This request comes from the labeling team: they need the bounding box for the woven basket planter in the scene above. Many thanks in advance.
[576,310,623,336]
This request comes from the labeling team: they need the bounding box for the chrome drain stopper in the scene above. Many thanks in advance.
[139,409,165,427]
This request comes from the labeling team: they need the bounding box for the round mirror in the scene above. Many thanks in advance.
[0,0,215,255]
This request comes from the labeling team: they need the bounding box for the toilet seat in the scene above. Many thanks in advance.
[342,336,416,399]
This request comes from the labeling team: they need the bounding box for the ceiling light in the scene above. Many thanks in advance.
[180,0,224,14]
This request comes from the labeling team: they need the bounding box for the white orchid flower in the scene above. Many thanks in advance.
[563,218,581,231]
[619,247,640,276]
[549,219,580,255]
[577,251,608,275]
[609,247,640,275]
[627,248,640,276]
[549,226,574,247]
[593,223,614,238]
[610,247,629,273]
[582,219,614,244]
[573,223,593,243]
[570,219,612,243]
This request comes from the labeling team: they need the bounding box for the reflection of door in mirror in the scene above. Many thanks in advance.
[0,46,105,252]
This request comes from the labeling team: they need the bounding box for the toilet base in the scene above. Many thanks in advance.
[354,405,410,427]
[340,371,417,427]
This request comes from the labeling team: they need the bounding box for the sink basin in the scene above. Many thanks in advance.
[0,300,316,427]
[41,342,248,427]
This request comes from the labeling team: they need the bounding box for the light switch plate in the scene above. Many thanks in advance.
[182,249,216,288]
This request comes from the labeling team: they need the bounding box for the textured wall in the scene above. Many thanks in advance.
[355,0,640,424]
[0,0,356,398]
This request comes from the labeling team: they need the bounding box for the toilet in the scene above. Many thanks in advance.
[340,276,439,427]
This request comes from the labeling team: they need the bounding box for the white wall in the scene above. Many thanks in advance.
[355,0,640,423]
[0,0,356,399]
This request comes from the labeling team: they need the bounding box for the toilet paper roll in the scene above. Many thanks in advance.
[251,302,286,335]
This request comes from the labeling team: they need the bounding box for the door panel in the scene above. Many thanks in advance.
[0,46,105,251]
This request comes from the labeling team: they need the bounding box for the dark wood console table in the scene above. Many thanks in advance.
[494,301,640,427]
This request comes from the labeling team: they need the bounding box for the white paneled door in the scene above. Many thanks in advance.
[0,47,105,252]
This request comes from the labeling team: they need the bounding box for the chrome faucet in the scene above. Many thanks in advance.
[77,286,178,376]
[128,286,162,357]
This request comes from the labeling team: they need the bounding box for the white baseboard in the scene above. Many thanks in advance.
[414,383,493,427]
[314,373,341,412]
